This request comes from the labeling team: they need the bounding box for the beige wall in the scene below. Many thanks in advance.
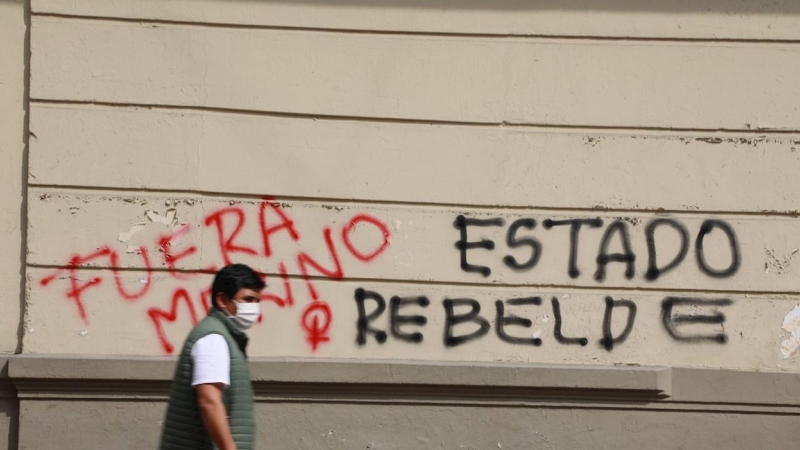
[24,0,800,370]
[0,0,25,354]
[1,0,800,448]
[0,0,26,447]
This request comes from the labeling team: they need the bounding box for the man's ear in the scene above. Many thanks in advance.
[214,292,228,310]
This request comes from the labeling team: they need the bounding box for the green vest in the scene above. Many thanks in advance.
[159,308,256,450]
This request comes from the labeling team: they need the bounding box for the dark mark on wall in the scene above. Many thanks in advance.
[695,137,723,144]
[616,217,642,227]
[584,136,601,147]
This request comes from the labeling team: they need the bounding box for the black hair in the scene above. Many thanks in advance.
[210,264,265,308]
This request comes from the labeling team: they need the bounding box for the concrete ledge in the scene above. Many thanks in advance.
[8,354,177,380]
[6,355,800,406]
[250,359,672,393]
[671,367,800,406]
[7,355,668,391]
[8,355,672,403]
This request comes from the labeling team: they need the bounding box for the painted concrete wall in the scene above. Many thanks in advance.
[25,0,800,370]
[0,0,25,355]
[0,0,26,447]
[4,0,800,448]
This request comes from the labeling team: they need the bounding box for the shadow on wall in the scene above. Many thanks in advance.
[0,362,18,449]
[205,0,800,14]
[0,399,18,450]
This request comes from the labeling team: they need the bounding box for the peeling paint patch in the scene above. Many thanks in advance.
[780,304,800,358]
[118,224,146,253]
[118,208,180,252]
[146,208,178,226]
[765,248,798,275]
[394,250,414,267]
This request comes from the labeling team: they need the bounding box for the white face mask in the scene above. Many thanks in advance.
[225,301,260,331]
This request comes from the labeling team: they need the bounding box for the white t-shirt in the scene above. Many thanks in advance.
[191,334,231,388]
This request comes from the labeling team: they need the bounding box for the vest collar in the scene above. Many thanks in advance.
[209,306,250,353]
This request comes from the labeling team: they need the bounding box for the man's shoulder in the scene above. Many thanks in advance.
[183,315,230,345]
[190,314,225,333]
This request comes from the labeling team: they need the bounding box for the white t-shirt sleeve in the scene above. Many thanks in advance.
[191,334,231,387]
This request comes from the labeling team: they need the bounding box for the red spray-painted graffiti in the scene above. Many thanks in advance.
[39,197,391,354]
[149,288,201,355]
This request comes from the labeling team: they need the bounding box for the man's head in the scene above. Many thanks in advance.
[211,264,265,326]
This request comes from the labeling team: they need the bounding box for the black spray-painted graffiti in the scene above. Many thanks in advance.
[355,215,740,352]
[354,289,733,352]
[454,216,741,281]
[661,297,733,343]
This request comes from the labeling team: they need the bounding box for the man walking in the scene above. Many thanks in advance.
[159,264,265,450]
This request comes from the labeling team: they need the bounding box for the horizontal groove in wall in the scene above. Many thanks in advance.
[30,99,800,135]
[14,382,666,404]
[27,187,800,295]
[26,184,800,219]
[13,392,800,416]
[255,399,800,416]
[27,105,800,213]
[23,264,800,297]
[243,396,800,415]
[32,19,800,131]
[29,12,800,45]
